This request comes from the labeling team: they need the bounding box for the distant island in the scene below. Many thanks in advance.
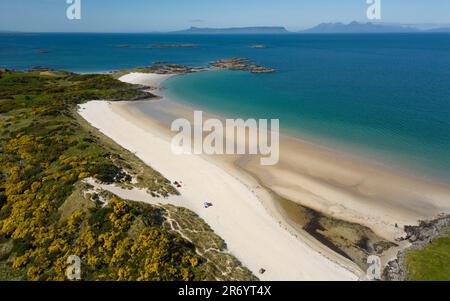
[35,49,50,54]
[300,21,420,33]
[165,23,450,35]
[150,43,198,48]
[169,26,290,34]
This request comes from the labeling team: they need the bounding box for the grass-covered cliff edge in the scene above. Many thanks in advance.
[0,70,255,281]
[383,215,450,281]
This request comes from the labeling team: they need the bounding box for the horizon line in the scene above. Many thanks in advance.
[2,21,449,34]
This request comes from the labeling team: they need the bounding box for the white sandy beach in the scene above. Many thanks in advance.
[117,73,450,243]
[78,72,363,281]
[78,71,450,280]
[118,72,175,88]
[78,100,362,281]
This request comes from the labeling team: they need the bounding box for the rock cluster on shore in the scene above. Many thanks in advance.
[114,58,276,77]
[383,214,450,281]
[210,58,275,73]
[145,63,208,75]
[152,58,276,74]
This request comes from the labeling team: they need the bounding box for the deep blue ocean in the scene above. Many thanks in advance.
[1,33,449,181]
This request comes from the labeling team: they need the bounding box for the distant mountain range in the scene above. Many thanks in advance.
[167,23,450,34]
[299,21,421,33]
[2,23,449,34]
[169,26,290,34]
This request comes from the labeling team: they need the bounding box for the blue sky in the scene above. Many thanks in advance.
[1,0,449,32]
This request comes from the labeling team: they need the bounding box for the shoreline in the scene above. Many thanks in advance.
[108,98,373,269]
[115,95,439,271]
[383,214,450,280]
[131,71,450,254]
[78,72,363,280]
[121,73,450,241]
[163,71,450,186]
[78,71,450,280]
[78,99,362,281]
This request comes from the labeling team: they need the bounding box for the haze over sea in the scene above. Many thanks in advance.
[1,33,449,181]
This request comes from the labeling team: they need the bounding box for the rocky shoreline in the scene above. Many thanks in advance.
[210,58,275,73]
[383,214,450,281]
[112,57,276,77]
[2,57,276,79]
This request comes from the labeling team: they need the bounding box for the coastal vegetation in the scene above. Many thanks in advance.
[0,70,254,281]
[0,69,447,281]
[406,235,450,281]
[383,215,450,281]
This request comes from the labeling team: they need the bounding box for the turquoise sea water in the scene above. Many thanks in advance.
[1,33,449,181]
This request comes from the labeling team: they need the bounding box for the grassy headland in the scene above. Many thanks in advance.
[406,236,450,281]
[0,70,254,281]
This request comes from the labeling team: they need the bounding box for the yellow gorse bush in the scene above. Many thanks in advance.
[0,72,202,281]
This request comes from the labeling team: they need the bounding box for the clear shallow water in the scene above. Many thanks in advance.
[1,33,449,181]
